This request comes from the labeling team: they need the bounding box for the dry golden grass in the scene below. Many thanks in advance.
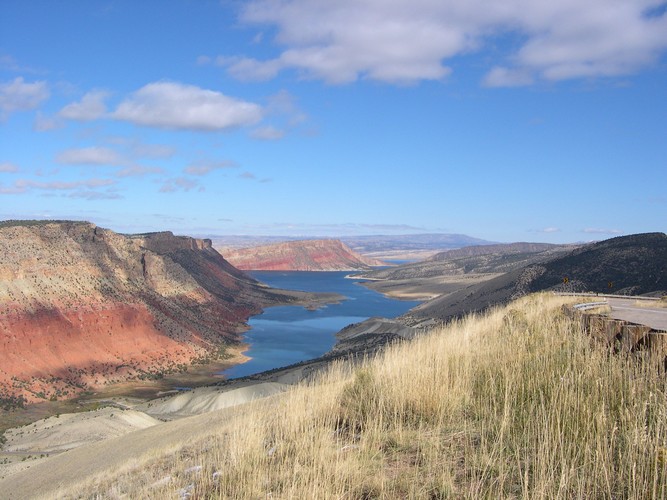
[61,294,667,498]
[635,298,667,309]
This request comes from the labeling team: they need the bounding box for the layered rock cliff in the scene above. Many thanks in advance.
[222,239,386,271]
[0,221,299,405]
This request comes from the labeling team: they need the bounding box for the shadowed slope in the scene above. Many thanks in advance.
[408,233,667,322]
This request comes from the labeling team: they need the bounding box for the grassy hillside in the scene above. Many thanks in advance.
[46,295,667,498]
[409,232,667,322]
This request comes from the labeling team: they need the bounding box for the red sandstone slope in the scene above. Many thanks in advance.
[223,239,386,271]
[0,221,288,405]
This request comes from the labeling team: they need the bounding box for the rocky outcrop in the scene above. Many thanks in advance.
[330,317,417,355]
[0,221,301,405]
[222,239,386,271]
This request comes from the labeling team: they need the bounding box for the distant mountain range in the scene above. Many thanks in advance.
[341,233,495,253]
[213,233,494,251]
[223,239,385,271]
[213,233,496,261]
[406,233,667,322]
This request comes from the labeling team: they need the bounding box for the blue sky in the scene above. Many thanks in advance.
[1,0,665,243]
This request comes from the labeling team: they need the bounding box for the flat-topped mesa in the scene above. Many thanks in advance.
[222,238,386,271]
[132,231,213,253]
[0,221,287,405]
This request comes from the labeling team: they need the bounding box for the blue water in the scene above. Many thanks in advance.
[222,271,420,378]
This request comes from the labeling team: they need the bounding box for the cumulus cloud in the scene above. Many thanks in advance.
[0,162,19,173]
[59,90,110,121]
[112,81,263,130]
[55,146,124,166]
[0,77,49,119]
[229,0,667,85]
[184,160,237,176]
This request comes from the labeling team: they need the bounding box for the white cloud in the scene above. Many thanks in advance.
[231,0,667,85]
[55,146,124,166]
[483,67,534,87]
[582,228,624,235]
[533,227,561,233]
[0,162,19,173]
[131,142,176,158]
[0,184,25,194]
[67,190,122,200]
[251,125,286,140]
[0,55,34,73]
[184,160,237,176]
[15,178,115,190]
[59,90,110,121]
[266,90,307,125]
[104,137,176,159]
[0,77,49,119]
[116,165,164,177]
[159,177,200,193]
[112,81,262,131]
[1,177,117,196]
[226,57,284,81]
[33,112,64,131]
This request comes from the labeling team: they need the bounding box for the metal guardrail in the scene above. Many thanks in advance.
[573,302,608,311]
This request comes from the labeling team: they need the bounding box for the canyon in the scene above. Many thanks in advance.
[0,221,330,406]
[222,238,386,271]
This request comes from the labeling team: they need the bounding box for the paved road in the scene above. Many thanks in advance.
[606,298,667,332]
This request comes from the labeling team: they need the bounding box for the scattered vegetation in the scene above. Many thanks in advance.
[60,294,667,498]
[0,394,27,411]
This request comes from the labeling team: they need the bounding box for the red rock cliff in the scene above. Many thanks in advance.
[0,221,283,404]
[222,239,386,271]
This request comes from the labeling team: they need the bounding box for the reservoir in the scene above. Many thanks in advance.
[223,271,420,378]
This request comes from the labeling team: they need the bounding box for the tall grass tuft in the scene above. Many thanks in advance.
[62,293,667,498]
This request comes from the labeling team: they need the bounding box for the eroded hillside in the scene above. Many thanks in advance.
[0,221,306,405]
[223,239,385,271]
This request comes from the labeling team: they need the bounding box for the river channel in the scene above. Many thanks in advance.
[222,271,420,378]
